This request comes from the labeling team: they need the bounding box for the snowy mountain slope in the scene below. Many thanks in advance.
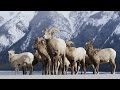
[0,11,19,27]
[0,11,35,52]
[71,11,120,47]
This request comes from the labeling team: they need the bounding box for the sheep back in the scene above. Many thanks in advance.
[94,48,116,62]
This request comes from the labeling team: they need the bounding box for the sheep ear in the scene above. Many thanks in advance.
[90,40,93,45]
[43,28,48,33]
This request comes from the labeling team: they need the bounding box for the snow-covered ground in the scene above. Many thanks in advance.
[0,71,120,79]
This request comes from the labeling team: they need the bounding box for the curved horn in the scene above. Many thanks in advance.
[43,26,59,34]
[50,27,59,34]
[42,28,48,33]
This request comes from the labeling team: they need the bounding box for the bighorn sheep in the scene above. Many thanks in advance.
[43,27,66,75]
[84,40,116,74]
[65,40,86,75]
[33,37,51,75]
[8,50,34,75]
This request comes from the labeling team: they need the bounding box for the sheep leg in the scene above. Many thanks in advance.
[22,66,25,75]
[46,63,48,75]
[94,63,99,74]
[71,66,74,75]
[58,64,62,75]
[23,63,27,75]
[48,57,51,75]
[110,61,116,74]
[53,61,56,75]
[56,61,59,75]
[96,64,99,74]
[65,65,68,75]
[45,63,48,75]
[56,57,61,75]
[83,58,86,74]
[51,63,54,75]
[80,64,83,74]
[55,61,58,75]
[22,66,27,75]
[29,64,33,75]
[71,61,75,75]
[80,61,86,74]
[62,54,65,75]
[64,65,67,75]
[42,62,45,75]
[92,65,95,74]
[51,59,54,75]
[76,62,80,74]
[92,61,98,74]
[15,66,19,75]
[54,63,56,75]
[45,65,47,75]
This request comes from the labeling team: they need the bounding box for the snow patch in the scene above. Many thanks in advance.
[110,40,114,44]
[114,23,120,35]
[0,35,10,47]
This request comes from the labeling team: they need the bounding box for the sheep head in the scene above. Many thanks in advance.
[66,40,74,47]
[43,27,59,39]
[8,50,15,55]
[8,50,15,62]
[84,40,93,51]
[33,37,46,50]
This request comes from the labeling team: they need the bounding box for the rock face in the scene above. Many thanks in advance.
[0,11,120,71]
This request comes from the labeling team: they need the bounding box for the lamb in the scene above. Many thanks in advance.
[43,27,66,75]
[8,50,34,75]
[84,40,116,74]
[33,37,51,75]
[65,40,86,75]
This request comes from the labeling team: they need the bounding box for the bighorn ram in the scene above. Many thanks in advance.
[8,50,34,75]
[33,37,51,75]
[65,40,86,75]
[43,27,66,75]
[84,40,116,74]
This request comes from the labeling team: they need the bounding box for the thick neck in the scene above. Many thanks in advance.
[87,47,94,57]
[9,54,15,62]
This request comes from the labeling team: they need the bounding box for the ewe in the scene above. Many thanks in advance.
[8,50,34,75]
[84,40,116,74]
